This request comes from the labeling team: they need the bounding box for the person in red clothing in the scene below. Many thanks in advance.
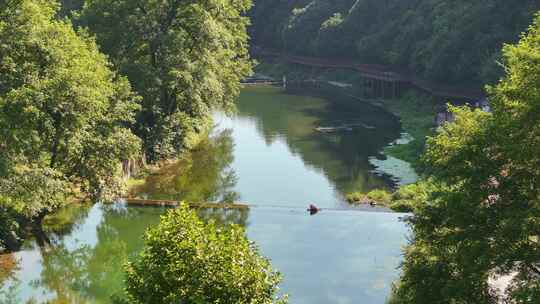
[307,204,320,215]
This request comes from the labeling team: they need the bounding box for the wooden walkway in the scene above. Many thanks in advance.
[125,198,250,210]
[254,47,484,100]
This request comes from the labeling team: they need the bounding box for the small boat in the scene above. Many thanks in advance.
[344,123,376,130]
[315,121,376,133]
[360,123,376,130]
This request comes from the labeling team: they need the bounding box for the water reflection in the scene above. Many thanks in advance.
[35,205,245,303]
[2,193,249,302]
[1,87,409,304]
[0,253,17,284]
[0,253,19,304]
[42,204,92,244]
[4,205,166,303]
[130,128,250,227]
[235,86,401,197]
[132,129,240,204]
[131,87,401,207]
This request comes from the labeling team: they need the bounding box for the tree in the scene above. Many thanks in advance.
[0,167,70,250]
[394,13,540,303]
[0,0,140,251]
[58,0,84,18]
[120,205,287,304]
[81,0,253,162]
[250,0,540,86]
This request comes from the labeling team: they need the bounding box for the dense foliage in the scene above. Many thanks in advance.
[3,0,539,302]
[346,180,434,213]
[0,0,140,250]
[57,0,83,17]
[250,0,540,86]
[120,205,286,304]
[393,13,540,303]
[0,0,252,251]
[0,167,69,250]
[80,0,253,161]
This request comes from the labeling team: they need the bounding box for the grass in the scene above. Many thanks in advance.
[346,181,432,213]
[377,91,439,168]
[346,189,393,206]
[126,178,145,191]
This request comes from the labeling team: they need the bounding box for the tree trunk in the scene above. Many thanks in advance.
[31,212,51,249]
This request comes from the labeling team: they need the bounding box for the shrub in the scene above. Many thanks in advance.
[346,189,392,205]
[121,204,287,304]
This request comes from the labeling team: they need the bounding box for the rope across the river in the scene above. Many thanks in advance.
[123,198,397,215]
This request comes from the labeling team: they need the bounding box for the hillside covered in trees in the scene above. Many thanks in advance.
[250,0,540,86]
[2,1,540,303]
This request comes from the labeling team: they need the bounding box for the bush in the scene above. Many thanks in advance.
[346,181,432,213]
[121,205,287,304]
[367,189,393,204]
[0,167,72,252]
[389,181,433,213]
[345,192,365,204]
[346,189,392,205]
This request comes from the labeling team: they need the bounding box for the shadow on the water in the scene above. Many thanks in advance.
[2,129,251,303]
[130,128,250,228]
[22,203,249,303]
[237,86,402,195]
[27,206,144,303]
[131,129,241,204]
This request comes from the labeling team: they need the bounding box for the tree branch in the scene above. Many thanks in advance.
[529,264,540,276]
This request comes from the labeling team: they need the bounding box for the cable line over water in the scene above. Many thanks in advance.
[123,198,405,215]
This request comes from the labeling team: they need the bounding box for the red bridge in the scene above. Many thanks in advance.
[255,48,485,101]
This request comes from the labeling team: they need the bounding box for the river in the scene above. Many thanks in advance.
[0,86,410,304]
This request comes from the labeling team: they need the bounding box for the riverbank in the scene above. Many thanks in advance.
[1,84,410,304]
[376,92,438,168]
[346,181,433,213]
[254,62,438,170]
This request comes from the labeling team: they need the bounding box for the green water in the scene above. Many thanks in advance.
[1,86,409,304]
[231,86,402,198]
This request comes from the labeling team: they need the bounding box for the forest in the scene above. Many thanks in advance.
[0,0,251,253]
[250,0,540,86]
[1,0,540,303]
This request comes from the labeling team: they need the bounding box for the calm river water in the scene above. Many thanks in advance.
[1,86,410,304]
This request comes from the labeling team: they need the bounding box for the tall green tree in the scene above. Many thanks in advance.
[120,205,286,304]
[0,0,140,251]
[81,0,253,161]
[394,13,540,303]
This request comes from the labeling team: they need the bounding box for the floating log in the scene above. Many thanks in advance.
[315,126,353,133]
[315,122,375,133]
[125,198,250,210]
